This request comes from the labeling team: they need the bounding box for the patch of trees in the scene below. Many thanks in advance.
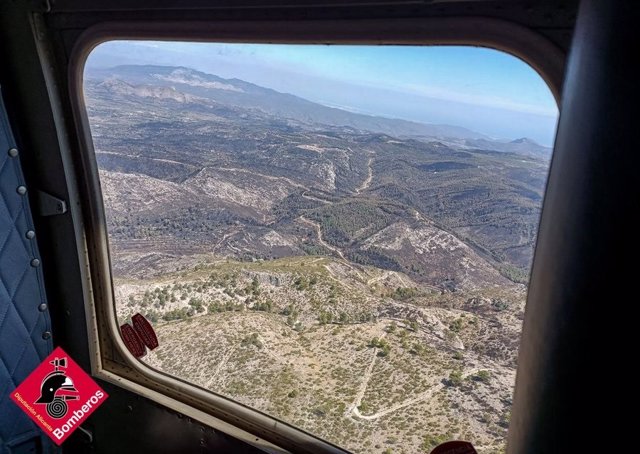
[162,307,194,321]
[346,248,403,272]
[307,201,395,248]
[241,333,263,348]
[391,287,420,301]
[368,337,391,357]
[272,192,323,221]
[499,264,529,284]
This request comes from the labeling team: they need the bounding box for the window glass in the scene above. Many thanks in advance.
[84,41,557,454]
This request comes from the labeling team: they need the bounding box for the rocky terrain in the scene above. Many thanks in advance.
[114,257,522,454]
[85,64,550,453]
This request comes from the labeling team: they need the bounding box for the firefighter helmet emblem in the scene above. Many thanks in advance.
[34,357,79,419]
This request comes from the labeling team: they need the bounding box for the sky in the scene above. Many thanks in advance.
[87,41,559,146]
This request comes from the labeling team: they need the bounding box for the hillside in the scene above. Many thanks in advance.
[87,65,490,140]
[116,257,523,454]
[86,67,548,285]
[84,64,549,454]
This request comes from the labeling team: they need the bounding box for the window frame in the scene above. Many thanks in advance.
[66,18,563,454]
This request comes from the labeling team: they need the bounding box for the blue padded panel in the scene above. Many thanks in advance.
[0,89,56,453]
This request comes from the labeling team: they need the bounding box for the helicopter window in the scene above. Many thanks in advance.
[83,40,557,453]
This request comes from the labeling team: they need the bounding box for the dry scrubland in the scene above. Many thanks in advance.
[116,257,521,454]
[87,64,549,453]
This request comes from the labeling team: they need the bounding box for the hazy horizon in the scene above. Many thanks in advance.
[87,41,559,146]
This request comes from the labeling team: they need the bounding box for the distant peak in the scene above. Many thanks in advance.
[510,137,538,145]
[167,67,200,76]
[153,67,244,93]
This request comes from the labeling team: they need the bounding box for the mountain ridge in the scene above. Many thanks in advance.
[86,64,549,154]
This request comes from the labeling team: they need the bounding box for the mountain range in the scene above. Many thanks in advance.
[85,65,549,288]
[86,65,551,159]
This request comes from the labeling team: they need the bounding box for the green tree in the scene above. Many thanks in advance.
[473,370,491,383]
[449,317,463,333]
[447,370,464,387]
[422,433,449,451]
[318,311,333,325]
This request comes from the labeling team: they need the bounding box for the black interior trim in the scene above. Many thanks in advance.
[508,1,637,452]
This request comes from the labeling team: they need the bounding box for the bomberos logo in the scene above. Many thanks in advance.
[11,347,108,445]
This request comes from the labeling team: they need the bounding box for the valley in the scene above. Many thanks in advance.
[85,64,549,453]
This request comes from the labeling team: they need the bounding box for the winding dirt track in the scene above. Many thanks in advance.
[298,216,346,260]
[345,331,387,418]
[203,347,236,388]
[213,166,307,190]
[346,336,485,421]
[355,158,374,194]
[301,191,331,204]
